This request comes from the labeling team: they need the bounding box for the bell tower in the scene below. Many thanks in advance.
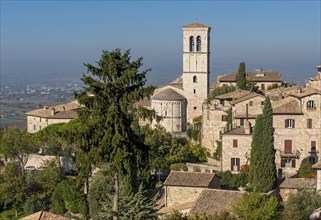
[182,23,211,122]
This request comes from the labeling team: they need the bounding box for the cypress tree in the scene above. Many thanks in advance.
[236,62,247,90]
[249,97,277,192]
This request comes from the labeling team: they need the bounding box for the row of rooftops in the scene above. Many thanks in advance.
[217,70,282,83]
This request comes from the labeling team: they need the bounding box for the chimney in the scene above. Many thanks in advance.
[51,107,56,116]
[244,120,251,134]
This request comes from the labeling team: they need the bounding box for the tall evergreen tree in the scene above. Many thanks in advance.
[74,49,155,220]
[249,97,277,192]
[236,62,247,90]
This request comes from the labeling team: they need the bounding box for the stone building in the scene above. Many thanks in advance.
[151,22,211,133]
[26,100,80,133]
[308,65,321,90]
[279,178,316,201]
[273,87,321,178]
[162,171,220,212]
[217,69,282,90]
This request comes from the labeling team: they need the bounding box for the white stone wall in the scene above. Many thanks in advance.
[27,115,71,133]
[165,186,205,207]
[151,100,187,133]
[202,103,229,154]
[182,27,210,122]
[222,134,252,172]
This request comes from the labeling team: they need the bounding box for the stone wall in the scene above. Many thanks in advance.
[27,115,71,133]
[151,100,187,133]
[222,133,252,172]
[165,186,205,207]
[202,103,229,154]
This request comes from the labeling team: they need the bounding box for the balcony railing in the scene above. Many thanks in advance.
[280,150,301,158]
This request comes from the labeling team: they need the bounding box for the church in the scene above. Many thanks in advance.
[150,22,211,134]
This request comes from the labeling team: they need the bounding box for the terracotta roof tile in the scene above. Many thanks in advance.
[218,71,282,82]
[279,178,316,189]
[152,88,186,101]
[164,171,216,187]
[20,210,69,220]
[183,23,209,28]
[230,92,264,105]
[189,189,244,216]
[215,89,250,100]
[272,96,302,114]
[26,101,80,119]
[313,161,321,169]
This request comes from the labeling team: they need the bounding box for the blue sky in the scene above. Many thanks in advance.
[1,1,320,86]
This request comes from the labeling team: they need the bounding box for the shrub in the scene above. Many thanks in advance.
[170,163,188,171]
[299,163,316,178]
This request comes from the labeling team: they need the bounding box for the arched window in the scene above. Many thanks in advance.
[193,75,197,83]
[196,36,201,52]
[189,36,195,52]
[307,100,316,110]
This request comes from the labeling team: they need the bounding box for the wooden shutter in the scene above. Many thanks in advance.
[307,119,312,129]
[284,140,292,154]
[285,120,288,128]
[293,120,295,128]
[311,141,316,151]
[281,159,286,167]
[231,158,234,171]
[292,159,296,168]
[233,139,238,148]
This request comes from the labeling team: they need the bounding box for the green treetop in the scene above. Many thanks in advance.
[73,49,155,219]
[236,62,247,90]
[249,97,277,192]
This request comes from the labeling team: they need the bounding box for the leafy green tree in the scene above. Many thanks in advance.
[74,49,155,219]
[0,163,27,217]
[36,160,61,209]
[283,189,321,220]
[51,178,84,215]
[249,97,277,192]
[213,141,222,161]
[0,127,37,176]
[207,85,236,101]
[33,123,70,174]
[236,62,247,90]
[233,193,281,220]
[298,163,316,178]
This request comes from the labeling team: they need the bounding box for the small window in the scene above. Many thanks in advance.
[189,36,195,52]
[307,118,313,129]
[33,125,36,131]
[281,158,295,168]
[164,111,167,117]
[196,36,201,52]
[193,106,197,110]
[231,158,240,171]
[240,119,244,127]
[307,100,316,110]
[249,101,253,106]
[39,126,42,130]
[193,75,197,83]
[29,124,33,131]
[285,119,295,128]
[311,141,316,151]
[193,89,196,94]
[284,140,292,154]
[39,118,42,122]
[233,139,238,148]
[222,115,228,121]
[261,84,265,90]
[261,101,264,106]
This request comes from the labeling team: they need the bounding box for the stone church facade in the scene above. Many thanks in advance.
[151,23,211,133]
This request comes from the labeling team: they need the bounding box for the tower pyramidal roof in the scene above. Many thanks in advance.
[183,22,209,28]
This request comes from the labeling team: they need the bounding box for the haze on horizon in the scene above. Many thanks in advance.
[1,1,320,86]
